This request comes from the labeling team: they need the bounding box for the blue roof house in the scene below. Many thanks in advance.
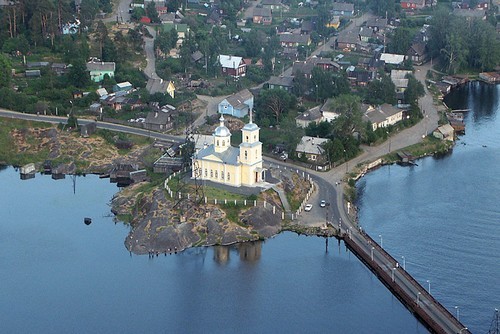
[218,89,254,118]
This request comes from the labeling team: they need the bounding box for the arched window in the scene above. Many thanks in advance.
[245,150,248,159]
[217,140,219,146]
[254,135,256,140]
[246,136,249,142]
[204,169,207,177]
[222,140,225,146]
[221,171,224,180]
[210,170,213,178]
[227,172,230,181]
[215,170,218,179]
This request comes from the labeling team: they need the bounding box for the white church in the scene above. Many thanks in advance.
[191,113,265,187]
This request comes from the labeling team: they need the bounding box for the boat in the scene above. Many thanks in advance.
[84,218,92,225]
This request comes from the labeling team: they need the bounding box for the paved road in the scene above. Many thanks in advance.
[0,109,182,143]
[102,0,132,24]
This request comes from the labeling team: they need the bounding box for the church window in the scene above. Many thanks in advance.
[217,140,219,146]
[215,170,218,179]
[223,140,225,146]
[210,170,213,178]
[221,171,224,180]
[244,150,248,159]
[205,169,207,177]
[227,172,230,181]
[246,136,248,142]
[254,135,256,140]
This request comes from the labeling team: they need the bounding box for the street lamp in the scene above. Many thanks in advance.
[379,234,383,248]
[455,306,460,321]
[401,256,406,270]
[426,280,431,294]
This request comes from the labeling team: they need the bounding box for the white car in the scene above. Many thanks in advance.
[304,204,313,212]
[320,200,326,208]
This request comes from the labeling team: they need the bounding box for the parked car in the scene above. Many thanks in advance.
[320,200,326,207]
[304,204,313,212]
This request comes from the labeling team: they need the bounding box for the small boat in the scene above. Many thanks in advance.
[84,218,92,225]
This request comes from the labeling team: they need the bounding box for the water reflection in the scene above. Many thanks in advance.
[213,241,263,264]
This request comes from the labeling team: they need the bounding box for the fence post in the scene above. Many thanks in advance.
[273,206,275,214]
[205,197,207,204]
[264,201,266,208]
[187,193,190,200]
[244,200,247,206]
[282,211,284,220]
[254,200,257,207]
[224,199,227,204]
[178,192,181,199]
[215,198,217,205]
[234,200,237,205]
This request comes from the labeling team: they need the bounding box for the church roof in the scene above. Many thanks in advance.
[195,146,240,166]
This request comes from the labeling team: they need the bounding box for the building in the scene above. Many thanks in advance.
[267,76,294,92]
[219,55,246,78]
[406,42,427,65]
[253,7,272,25]
[390,70,412,93]
[295,106,323,128]
[261,0,283,11]
[363,104,404,131]
[86,61,115,82]
[380,53,405,66]
[191,114,265,187]
[400,0,426,9]
[144,111,173,132]
[331,2,355,16]
[295,136,329,162]
[279,33,311,48]
[218,89,254,118]
[433,124,455,141]
[113,81,133,93]
[320,98,341,122]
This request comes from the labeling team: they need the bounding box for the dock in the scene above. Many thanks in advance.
[340,229,470,334]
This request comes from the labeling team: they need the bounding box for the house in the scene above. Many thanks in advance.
[253,7,272,25]
[390,70,412,93]
[160,12,176,24]
[365,18,387,32]
[89,103,102,113]
[162,23,190,39]
[113,81,133,93]
[295,136,329,162]
[320,98,341,122]
[267,76,294,92]
[347,69,373,87]
[191,114,265,187]
[51,63,68,75]
[261,0,283,11]
[479,72,500,83]
[279,33,311,48]
[459,0,488,10]
[400,0,426,9]
[295,106,323,128]
[218,89,254,118]
[363,104,403,131]
[86,61,115,82]
[336,32,359,51]
[62,19,80,34]
[358,27,373,43]
[96,88,108,97]
[406,42,427,65]
[292,57,340,79]
[433,124,455,141]
[191,50,204,63]
[301,20,314,34]
[144,111,173,132]
[219,55,246,78]
[331,2,355,16]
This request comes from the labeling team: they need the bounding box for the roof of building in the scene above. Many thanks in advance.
[262,0,282,5]
[145,111,172,125]
[162,23,189,33]
[195,145,240,166]
[296,106,322,122]
[279,33,310,44]
[359,27,373,38]
[191,50,204,62]
[408,42,426,56]
[116,81,132,88]
[391,69,413,80]
[296,136,329,155]
[331,2,354,12]
[365,18,387,28]
[268,75,294,87]
[219,55,244,69]
[253,7,272,17]
[453,8,486,17]
[438,124,454,136]
[86,61,115,72]
[364,104,402,124]
[380,53,405,65]
[224,89,253,110]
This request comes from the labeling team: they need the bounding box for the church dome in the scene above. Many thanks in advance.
[214,114,231,137]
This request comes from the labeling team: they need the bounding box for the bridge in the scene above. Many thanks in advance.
[339,226,470,334]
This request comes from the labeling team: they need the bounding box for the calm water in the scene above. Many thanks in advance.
[0,168,426,333]
[357,81,500,333]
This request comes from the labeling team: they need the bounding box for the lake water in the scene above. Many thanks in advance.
[0,167,426,333]
[1,82,497,333]
[357,81,500,333]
